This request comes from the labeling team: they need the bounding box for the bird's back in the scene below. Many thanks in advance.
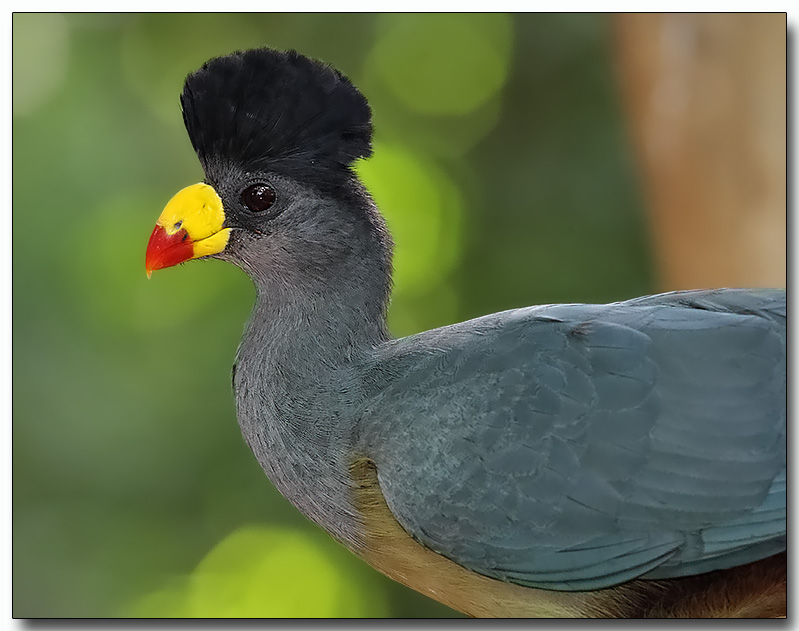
[359,288,785,592]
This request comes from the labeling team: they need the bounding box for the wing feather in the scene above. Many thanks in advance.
[365,289,785,590]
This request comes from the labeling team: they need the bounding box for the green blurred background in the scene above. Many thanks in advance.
[13,13,655,617]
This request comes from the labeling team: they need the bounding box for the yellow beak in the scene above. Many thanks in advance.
[145,183,231,277]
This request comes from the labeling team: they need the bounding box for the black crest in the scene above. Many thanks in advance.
[181,48,373,182]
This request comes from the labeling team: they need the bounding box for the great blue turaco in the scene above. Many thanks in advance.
[145,48,786,618]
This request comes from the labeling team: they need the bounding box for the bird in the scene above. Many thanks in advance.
[144,48,786,618]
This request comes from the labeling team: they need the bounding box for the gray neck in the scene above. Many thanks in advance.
[232,218,392,546]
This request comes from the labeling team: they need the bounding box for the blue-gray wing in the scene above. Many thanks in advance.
[363,289,785,591]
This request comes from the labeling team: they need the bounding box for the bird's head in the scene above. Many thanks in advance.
[145,48,388,287]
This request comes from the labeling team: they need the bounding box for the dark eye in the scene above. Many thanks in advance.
[241,183,276,213]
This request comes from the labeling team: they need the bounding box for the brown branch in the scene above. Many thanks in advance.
[613,13,786,291]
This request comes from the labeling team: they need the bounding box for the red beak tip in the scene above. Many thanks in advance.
[145,225,194,274]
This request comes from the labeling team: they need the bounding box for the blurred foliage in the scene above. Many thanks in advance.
[124,525,390,617]
[13,13,652,618]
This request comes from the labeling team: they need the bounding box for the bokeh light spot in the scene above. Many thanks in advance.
[356,143,464,298]
[367,14,513,116]
[129,525,390,617]
[13,14,71,116]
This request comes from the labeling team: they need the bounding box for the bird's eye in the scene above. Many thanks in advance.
[241,183,277,213]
